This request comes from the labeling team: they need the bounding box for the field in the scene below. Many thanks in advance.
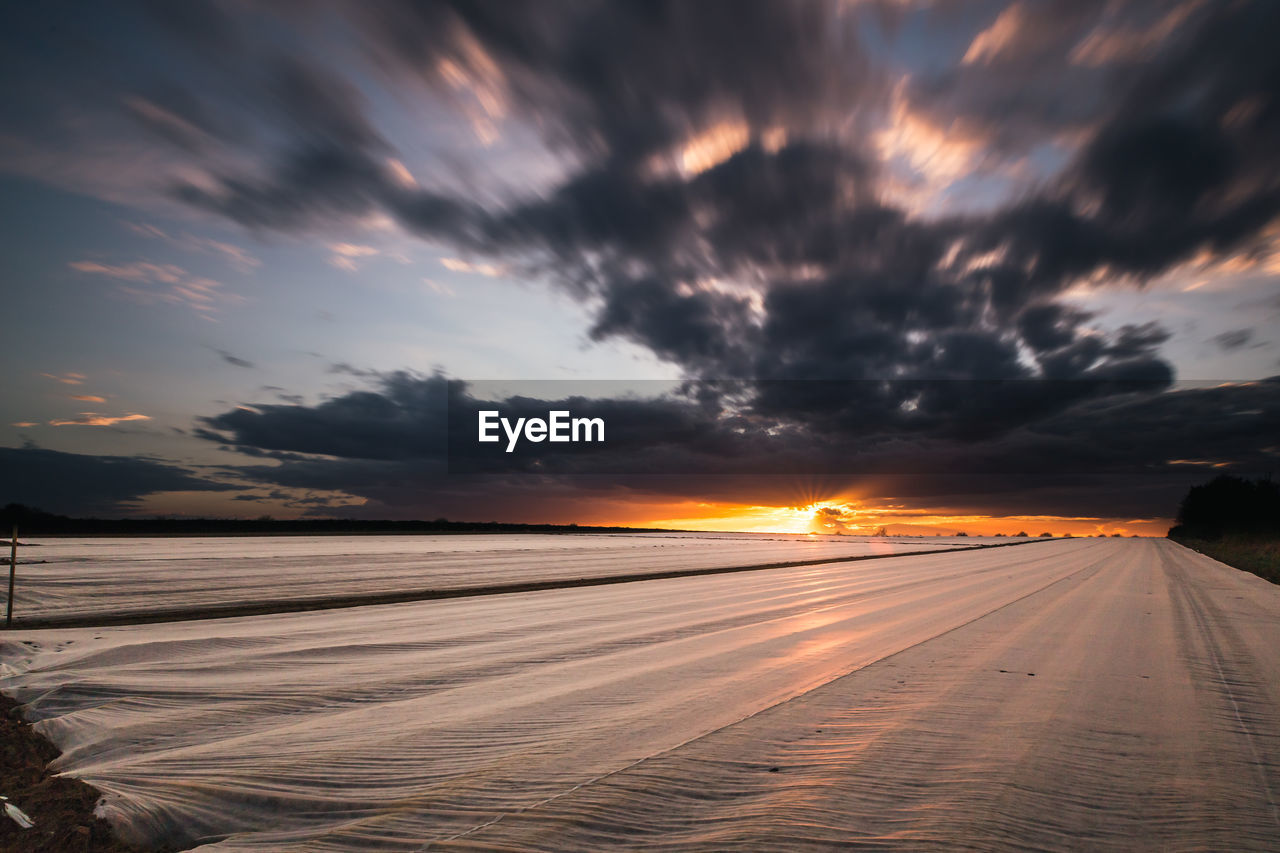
[5,533,977,624]
[1,534,1277,850]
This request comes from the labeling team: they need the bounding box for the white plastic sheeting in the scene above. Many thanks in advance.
[3,536,1088,849]
[7,532,978,621]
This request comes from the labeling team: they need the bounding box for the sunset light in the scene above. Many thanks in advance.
[2,2,1278,850]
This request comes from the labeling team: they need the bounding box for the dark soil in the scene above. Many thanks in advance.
[0,694,156,852]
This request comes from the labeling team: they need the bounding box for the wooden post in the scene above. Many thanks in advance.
[6,525,14,628]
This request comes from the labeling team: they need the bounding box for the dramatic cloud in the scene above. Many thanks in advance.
[350,0,874,166]
[194,372,1280,520]
[0,446,235,516]
[160,1,1280,521]
[152,1,1280,400]
[5,0,1278,523]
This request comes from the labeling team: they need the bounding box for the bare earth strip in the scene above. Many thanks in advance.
[1,539,1276,850]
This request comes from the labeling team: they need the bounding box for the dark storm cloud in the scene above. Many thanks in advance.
[350,0,871,165]
[902,1,1148,156]
[898,1,1258,162]
[201,372,450,460]
[192,373,1280,520]
[170,52,409,233]
[953,1,1280,284]
[0,445,236,516]
[167,0,874,235]
[153,1,1275,396]
[162,21,1199,405]
[200,373,764,471]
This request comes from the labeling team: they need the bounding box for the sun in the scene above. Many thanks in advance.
[644,501,846,535]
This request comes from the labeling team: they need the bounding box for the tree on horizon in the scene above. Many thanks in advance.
[1170,475,1280,540]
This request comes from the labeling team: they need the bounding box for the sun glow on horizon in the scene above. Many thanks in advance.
[640,500,1169,538]
[647,504,826,535]
[122,489,1169,539]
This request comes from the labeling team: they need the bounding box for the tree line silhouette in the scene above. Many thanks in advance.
[1168,475,1280,541]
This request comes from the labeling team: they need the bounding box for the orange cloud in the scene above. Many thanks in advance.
[69,260,185,283]
[441,257,506,277]
[49,412,151,427]
[41,371,87,385]
[68,394,107,403]
[962,2,1028,65]
[328,243,380,271]
[386,158,417,188]
[1069,2,1200,67]
[679,120,750,176]
[876,83,990,191]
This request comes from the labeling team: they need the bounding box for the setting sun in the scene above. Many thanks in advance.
[639,499,1165,538]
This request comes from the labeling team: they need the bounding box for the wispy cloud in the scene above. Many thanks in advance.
[69,260,186,283]
[214,348,256,369]
[1166,458,1233,469]
[69,259,243,316]
[962,3,1027,65]
[385,158,417,188]
[423,278,456,297]
[440,257,506,277]
[1069,3,1201,67]
[41,372,87,385]
[68,394,107,403]
[1212,329,1262,352]
[125,222,260,271]
[328,243,380,271]
[121,96,216,151]
[49,412,151,427]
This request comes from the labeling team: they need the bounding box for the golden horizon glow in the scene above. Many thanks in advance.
[123,490,1171,538]
[640,500,1170,538]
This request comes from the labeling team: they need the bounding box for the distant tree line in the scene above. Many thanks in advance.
[1168,475,1280,541]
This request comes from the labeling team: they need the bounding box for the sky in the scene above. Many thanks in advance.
[2,0,1278,536]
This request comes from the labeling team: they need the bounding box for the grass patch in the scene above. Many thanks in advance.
[1172,535,1280,585]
